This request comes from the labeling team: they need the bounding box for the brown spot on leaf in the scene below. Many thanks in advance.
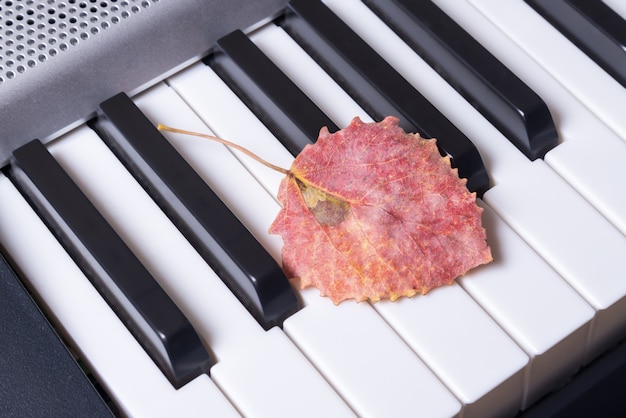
[297,178,350,226]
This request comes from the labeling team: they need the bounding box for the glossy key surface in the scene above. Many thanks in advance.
[8,140,212,389]
[209,30,338,155]
[168,59,463,418]
[249,18,600,409]
[250,24,372,129]
[280,0,490,196]
[0,165,241,418]
[524,0,626,88]
[93,93,300,330]
[469,0,626,143]
[432,0,626,237]
[362,0,558,160]
[50,114,351,417]
[4,1,626,415]
[326,0,626,365]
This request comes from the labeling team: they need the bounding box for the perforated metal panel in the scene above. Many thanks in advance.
[0,0,159,84]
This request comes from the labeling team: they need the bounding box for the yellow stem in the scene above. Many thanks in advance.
[157,124,290,175]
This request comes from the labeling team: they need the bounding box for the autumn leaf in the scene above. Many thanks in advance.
[268,116,492,304]
[158,116,492,304]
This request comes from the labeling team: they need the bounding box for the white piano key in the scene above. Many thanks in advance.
[49,123,351,416]
[284,295,462,418]
[330,0,626,246]
[603,0,626,19]
[321,0,529,187]
[126,80,465,415]
[248,25,459,414]
[546,136,626,236]
[132,83,284,262]
[468,0,626,144]
[4,2,625,415]
[460,202,594,408]
[270,5,594,406]
[167,62,294,197]
[167,49,463,418]
[212,327,355,418]
[0,174,239,418]
[432,0,626,237]
[259,3,622,247]
[323,0,626,359]
[220,20,605,415]
[49,125,263,357]
[253,9,597,408]
[484,160,626,362]
[375,284,529,418]
[173,3,624,412]
[298,2,608,412]
[249,23,373,128]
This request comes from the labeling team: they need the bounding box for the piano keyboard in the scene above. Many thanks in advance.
[1,0,625,416]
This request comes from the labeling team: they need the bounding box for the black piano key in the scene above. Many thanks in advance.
[525,0,626,88]
[362,0,558,161]
[278,0,490,196]
[208,30,339,156]
[0,252,113,416]
[92,93,300,330]
[8,140,212,389]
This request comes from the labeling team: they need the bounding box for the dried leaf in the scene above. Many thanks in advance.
[269,116,492,304]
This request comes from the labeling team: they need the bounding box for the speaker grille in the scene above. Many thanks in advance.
[0,0,159,84]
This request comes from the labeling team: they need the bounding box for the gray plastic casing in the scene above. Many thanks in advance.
[0,0,288,165]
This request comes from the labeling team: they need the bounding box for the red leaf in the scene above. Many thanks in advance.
[269,116,492,304]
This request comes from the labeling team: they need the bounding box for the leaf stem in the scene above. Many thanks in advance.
[157,124,290,175]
